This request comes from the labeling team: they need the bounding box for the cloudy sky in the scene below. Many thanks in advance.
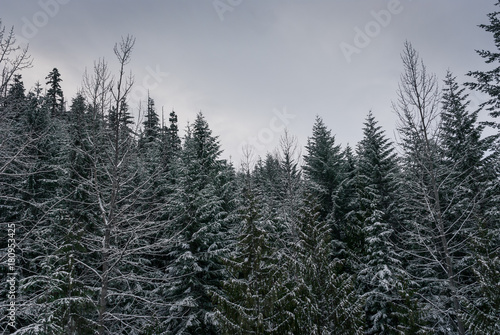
[1,0,497,164]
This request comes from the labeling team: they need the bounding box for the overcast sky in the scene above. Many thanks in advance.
[1,0,498,164]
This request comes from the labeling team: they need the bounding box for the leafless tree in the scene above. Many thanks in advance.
[0,20,32,97]
[393,41,466,335]
[81,58,113,121]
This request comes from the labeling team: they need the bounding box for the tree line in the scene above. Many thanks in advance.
[1,4,500,334]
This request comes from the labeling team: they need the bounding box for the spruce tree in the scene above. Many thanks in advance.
[442,72,498,334]
[214,170,290,334]
[355,112,403,334]
[463,5,500,329]
[139,95,160,149]
[293,192,364,334]
[45,68,64,117]
[166,112,234,334]
[303,116,344,218]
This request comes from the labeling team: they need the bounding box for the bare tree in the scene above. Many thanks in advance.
[0,20,32,97]
[393,41,466,334]
[81,58,113,121]
[96,35,135,335]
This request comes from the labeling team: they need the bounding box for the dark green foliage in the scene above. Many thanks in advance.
[45,68,64,117]
[352,112,404,334]
[303,116,344,218]
[1,10,499,333]
[293,193,364,335]
[139,96,160,149]
[165,113,234,334]
[214,172,292,335]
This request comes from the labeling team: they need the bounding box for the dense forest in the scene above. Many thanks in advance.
[1,4,500,335]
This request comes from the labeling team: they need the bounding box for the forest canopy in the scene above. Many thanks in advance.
[1,3,500,334]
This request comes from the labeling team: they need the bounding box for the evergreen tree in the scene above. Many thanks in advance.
[166,112,235,334]
[332,145,360,259]
[354,112,403,334]
[159,109,182,168]
[303,116,344,218]
[441,72,498,334]
[214,170,292,334]
[45,67,64,117]
[168,109,181,153]
[293,193,364,334]
[0,75,32,333]
[394,42,472,334]
[12,83,77,333]
[139,95,160,149]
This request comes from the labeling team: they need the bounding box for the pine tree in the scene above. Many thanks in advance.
[303,116,344,218]
[461,5,500,329]
[168,109,181,153]
[441,72,499,334]
[214,169,291,334]
[0,75,33,333]
[394,42,475,334]
[45,67,64,117]
[166,112,235,334]
[159,109,181,168]
[293,192,364,334]
[11,81,80,333]
[139,95,160,149]
[354,112,403,334]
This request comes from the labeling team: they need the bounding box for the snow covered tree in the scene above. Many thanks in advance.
[139,95,160,149]
[0,75,34,333]
[353,111,404,334]
[329,145,361,263]
[303,116,344,218]
[214,169,293,334]
[3,77,85,333]
[292,192,364,334]
[0,19,32,96]
[465,7,500,332]
[45,67,64,117]
[165,112,235,334]
[466,0,500,138]
[441,71,499,334]
[395,41,467,334]
[302,117,355,271]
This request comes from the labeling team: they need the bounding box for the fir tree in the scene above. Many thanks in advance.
[45,67,64,117]
[355,112,403,334]
[214,170,291,334]
[303,116,344,218]
[139,95,160,148]
[293,192,364,334]
[166,112,234,334]
[441,72,498,334]
[169,109,181,152]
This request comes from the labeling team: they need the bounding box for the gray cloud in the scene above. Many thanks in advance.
[1,0,497,163]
